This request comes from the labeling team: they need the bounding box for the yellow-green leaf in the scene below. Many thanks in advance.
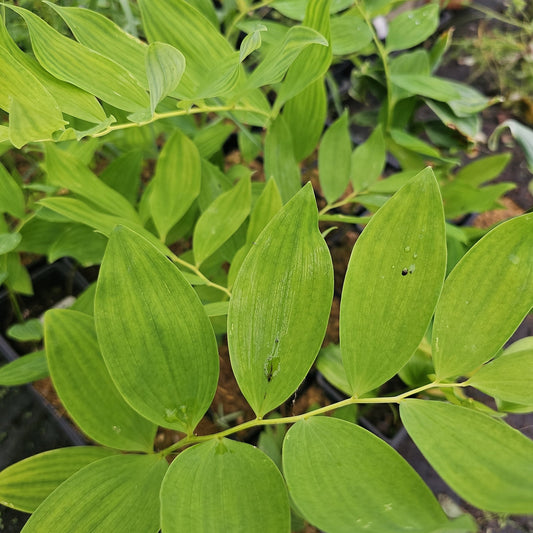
[228,184,333,417]
[401,399,533,514]
[94,226,219,432]
[340,168,446,396]
[433,213,533,379]
[161,439,290,532]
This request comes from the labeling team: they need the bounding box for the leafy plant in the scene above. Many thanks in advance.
[0,169,532,531]
[0,0,532,530]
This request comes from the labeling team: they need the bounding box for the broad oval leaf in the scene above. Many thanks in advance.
[283,416,449,533]
[193,175,251,266]
[227,183,334,417]
[94,226,219,432]
[386,4,439,52]
[0,447,117,512]
[331,12,373,55]
[340,168,446,396]
[433,213,533,379]
[469,349,533,405]
[7,319,42,342]
[146,42,185,115]
[8,6,148,112]
[0,351,48,386]
[0,232,22,255]
[45,309,157,451]
[150,130,201,242]
[401,399,533,514]
[161,439,290,532]
[21,454,167,532]
[318,110,352,204]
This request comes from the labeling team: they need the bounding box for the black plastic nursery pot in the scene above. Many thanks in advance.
[0,260,89,532]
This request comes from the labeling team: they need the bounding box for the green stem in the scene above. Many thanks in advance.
[354,1,394,131]
[160,380,467,456]
[8,290,23,323]
[91,104,270,139]
[168,251,231,298]
[319,191,358,215]
[226,0,275,42]
[470,3,531,31]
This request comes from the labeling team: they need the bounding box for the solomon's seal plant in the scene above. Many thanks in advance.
[0,169,532,532]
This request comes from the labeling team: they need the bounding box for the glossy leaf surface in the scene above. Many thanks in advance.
[433,213,533,379]
[228,184,333,417]
[150,130,201,241]
[22,454,167,532]
[95,226,219,432]
[193,176,251,266]
[340,169,446,396]
[0,447,117,512]
[319,110,351,203]
[283,417,449,532]
[45,310,157,451]
[161,439,290,532]
[401,400,533,513]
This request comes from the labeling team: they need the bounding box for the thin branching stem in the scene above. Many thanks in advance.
[159,380,467,457]
[318,191,359,215]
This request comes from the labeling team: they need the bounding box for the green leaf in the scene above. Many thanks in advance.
[0,232,21,255]
[246,25,328,89]
[489,119,533,172]
[48,224,107,267]
[447,82,492,117]
[390,129,441,158]
[228,178,283,287]
[319,110,352,203]
[433,214,533,379]
[264,114,301,203]
[331,11,373,55]
[138,0,234,99]
[426,100,480,139]
[340,168,446,396]
[45,309,157,451]
[150,130,201,242]
[70,283,97,316]
[7,319,43,342]
[0,447,118,513]
[193,175,251,266]
[21,454,167,532]
[239,24,266,63]
[283,78,326,162]
[455,154,511,187]
[469,348,533,405]
[228,184,333,417]
[386,4,439,52]
[95,226,219,432]
[401,399,533,514]
[3,253,32,295]
[45,144,140,223]
[0,163,25,218]
[351,125,386,192]
[390,74,462,102]
[275,0,332,112]
[283,417,449,533]
[99,150,143,205]
[0,351,48,386]
[160,439,291,532]
[315,343,351,395]
[8,6,149,113]
[146,42,185,115]
[46,3,149,90]
[0,15,105,125]
[272,0,352,20]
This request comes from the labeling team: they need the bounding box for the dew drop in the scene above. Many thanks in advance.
[413,253,418,259]
[408,264,415,274]
[404,246,411,252]
[112,425,122,434]
[509,254,520,265]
